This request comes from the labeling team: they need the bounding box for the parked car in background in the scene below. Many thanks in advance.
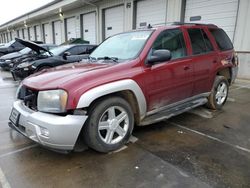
[11,44,97,80]
[9,23,238,153]
[0,39,57,71]
[0,40,26,57]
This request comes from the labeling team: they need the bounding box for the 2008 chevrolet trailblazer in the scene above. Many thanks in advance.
[9,23,238,153]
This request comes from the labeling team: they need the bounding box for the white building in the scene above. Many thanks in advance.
[0,0,249,79]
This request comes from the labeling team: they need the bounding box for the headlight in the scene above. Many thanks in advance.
[5,59,11,63]
[17,62,33,68]
[37,89,68,113]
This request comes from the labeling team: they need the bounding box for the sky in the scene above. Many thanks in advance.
[0,0,54,25]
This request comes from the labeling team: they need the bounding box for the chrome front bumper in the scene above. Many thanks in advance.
[9,100,88,151]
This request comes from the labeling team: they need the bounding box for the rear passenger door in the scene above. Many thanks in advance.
[186,28,218,96]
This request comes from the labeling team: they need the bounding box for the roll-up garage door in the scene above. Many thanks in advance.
[104,5,124,38]
[9,32,12,41]
[53,20,63,45]
[82,12,96,44]
[35,25,42,41]
[136,0,167,28]
[23,28,29,40]
[185,0,238,40]
[29,27,35,41]
[66,17,77,40]
[43,23,52,43]
[12,31,17,40]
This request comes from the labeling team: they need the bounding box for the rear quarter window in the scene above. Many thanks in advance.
[209,28,233,51]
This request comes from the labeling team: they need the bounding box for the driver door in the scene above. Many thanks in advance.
[143,29,194,111]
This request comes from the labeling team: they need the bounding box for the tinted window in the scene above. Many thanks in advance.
[209,28,233,51]
[78,46,88,54]
[152,29,187,59]
[12,41,24,48]
[201,29,213,52]
[67,46,80,55]
[188,29,214,55]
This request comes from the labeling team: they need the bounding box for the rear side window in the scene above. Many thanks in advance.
[152,29,187,60]
[188,28,213,55]
[209,28,233,51]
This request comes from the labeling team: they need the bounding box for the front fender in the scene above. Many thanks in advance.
[76,79,147,119]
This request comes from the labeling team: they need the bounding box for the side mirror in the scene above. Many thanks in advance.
[63,51,71,60]
[147,49,171,65]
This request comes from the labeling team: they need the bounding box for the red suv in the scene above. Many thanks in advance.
[9,23,238,153]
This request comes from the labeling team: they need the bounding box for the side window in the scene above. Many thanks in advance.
[67,46,80,55]
[78,46,88,54]
[152,29,187,60]
[188,28,214,55]
[12,41,24,49]
[201,29,213,52]
[209,28,233,51]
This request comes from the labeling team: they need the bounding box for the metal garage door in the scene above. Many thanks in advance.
[35,25,41,41]
[136,0,167,28]
[66,17,77,40]
[9,32,12,41]
[43,23,52,43]
[185,0,238,40]
[82,12,96,44]
[23,28,29,40]
[104,5,124,38]
[29,27,35,41]
[53,20,63,45]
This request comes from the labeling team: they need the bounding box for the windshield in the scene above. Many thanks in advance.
[90,30,153,60]
[20,47,32,54]
[43,45,70,56]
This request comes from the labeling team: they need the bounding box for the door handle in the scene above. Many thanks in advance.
[183,66,190,71]
[213,59,218,63]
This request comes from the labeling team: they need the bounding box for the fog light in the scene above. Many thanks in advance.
[40,127,49,137]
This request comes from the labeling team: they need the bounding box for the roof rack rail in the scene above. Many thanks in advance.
[172,22,217,27]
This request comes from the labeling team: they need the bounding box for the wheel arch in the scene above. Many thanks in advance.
[76,79,147,121]
[216,67,232,85]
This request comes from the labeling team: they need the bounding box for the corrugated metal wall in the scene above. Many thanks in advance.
[233,0,250,79]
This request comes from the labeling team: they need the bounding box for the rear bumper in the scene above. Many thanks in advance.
[9,100,88,151]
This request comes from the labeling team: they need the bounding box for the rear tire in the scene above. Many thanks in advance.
[207,76,229,110]
[83,96,134,153]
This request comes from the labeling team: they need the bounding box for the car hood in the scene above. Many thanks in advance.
[23,62,117,90]
[15,38,49,54]
[0,52,21,60]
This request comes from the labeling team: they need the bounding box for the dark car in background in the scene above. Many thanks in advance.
[0,40,26,57]
[0,40,57,71]
[11,44,97,80]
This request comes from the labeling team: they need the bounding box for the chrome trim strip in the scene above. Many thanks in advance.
[76,79,147,119]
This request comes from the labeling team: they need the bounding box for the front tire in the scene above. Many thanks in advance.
[207,76,229,110]
[83,96,134,153]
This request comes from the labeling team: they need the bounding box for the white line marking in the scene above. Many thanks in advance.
[0,144,37,159]
[169,122,250,154]
[0,166,11,188]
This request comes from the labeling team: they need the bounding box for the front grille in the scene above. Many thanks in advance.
[18,85,38,111]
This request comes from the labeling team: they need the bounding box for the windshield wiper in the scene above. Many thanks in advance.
[97,56,119,63]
